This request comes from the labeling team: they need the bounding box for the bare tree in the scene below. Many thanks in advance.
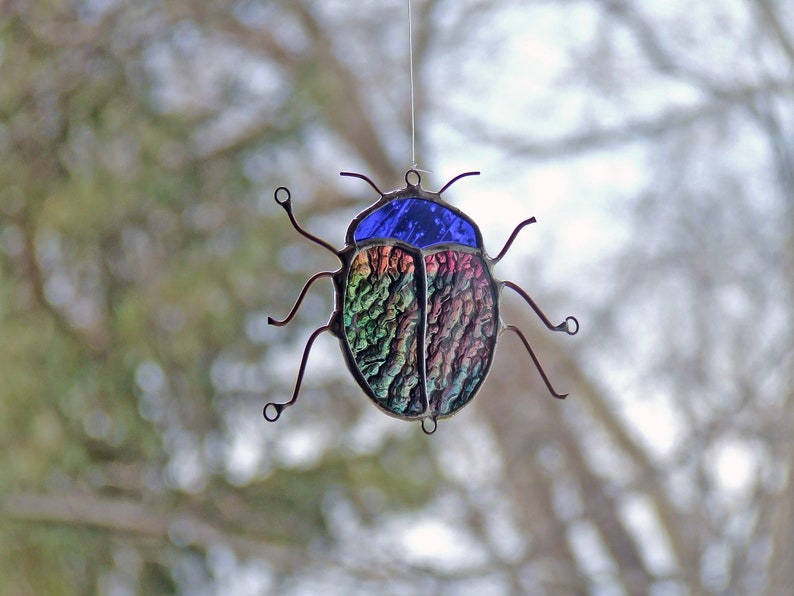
[1,0,792,594]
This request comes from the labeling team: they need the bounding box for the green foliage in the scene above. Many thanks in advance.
[0,4,441,593]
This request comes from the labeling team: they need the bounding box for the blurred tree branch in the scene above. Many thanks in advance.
[460,79,791,159]
[1,491,298,566]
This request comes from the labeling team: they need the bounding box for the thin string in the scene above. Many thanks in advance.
[408,0,417,169]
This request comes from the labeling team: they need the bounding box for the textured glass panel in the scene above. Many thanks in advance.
[424,250,498,416]
[354,198,479,248]
[343,246,425,416]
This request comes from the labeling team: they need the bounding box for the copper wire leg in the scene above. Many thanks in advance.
[503,281,579,335]
[268,271,335,327]
[274,186,339,256]
[505,325,568,399]
[263,324,332,422]
[493,217,537,263]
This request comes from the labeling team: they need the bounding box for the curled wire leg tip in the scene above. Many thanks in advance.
[555,316,579,335]
[263,402,288,422]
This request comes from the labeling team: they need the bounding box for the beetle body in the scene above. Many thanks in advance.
[340,184,499,422]
[266,170,577,434]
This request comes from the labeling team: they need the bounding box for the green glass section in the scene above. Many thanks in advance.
[343,246,424,416]
[424,250,498,416]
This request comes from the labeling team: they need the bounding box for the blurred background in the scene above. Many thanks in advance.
[1,1,792,594]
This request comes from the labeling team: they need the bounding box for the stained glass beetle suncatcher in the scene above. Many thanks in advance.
[265,170,579,434]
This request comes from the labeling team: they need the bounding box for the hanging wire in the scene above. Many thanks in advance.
[408,0,431,173]
[408,0,417,169]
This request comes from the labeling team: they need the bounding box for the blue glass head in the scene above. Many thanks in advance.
[353,198,479,249]
[345,170,484,250]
